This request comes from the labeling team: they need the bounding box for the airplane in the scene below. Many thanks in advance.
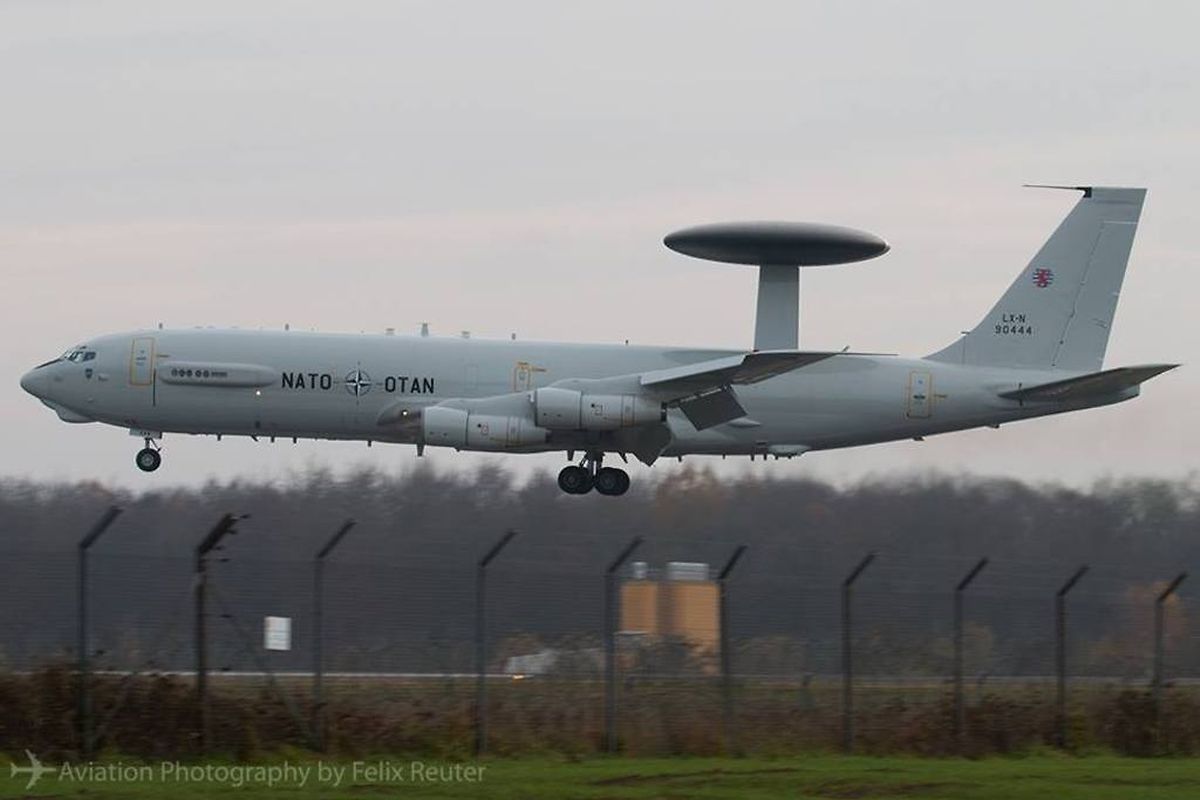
[11,750,56,790]
[20,186,1176,496]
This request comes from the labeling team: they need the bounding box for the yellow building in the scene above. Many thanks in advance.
[620,562,720,659]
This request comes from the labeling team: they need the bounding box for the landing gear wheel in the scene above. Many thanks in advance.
[135,447,162,472]
[557,465,593,494]
[594,467,630,496]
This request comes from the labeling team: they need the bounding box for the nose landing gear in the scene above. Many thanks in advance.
[135,439,162,472]
[557,452,629,496]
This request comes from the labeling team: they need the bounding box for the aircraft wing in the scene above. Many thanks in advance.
[640,350,842,395]
[641,350,844,430]
[998,363,1178,403]
[377,350,851,434]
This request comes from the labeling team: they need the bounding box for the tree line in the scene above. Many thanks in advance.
[0,465,1196,677]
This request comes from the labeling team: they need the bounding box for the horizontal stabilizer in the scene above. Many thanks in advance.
[999,364,1178,402]
[640,350,841,397]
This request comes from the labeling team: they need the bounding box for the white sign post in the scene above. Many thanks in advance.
[264,616,292,652]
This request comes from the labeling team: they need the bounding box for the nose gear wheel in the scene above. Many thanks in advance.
[135,438,162,472]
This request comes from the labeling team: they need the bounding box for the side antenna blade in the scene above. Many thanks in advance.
[1023,184,1092,197]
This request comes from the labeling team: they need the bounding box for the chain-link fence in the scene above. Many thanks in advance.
[2,489,1197,759]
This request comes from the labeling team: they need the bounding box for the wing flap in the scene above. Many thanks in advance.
[678,387,748,430]
[999,363,1178,402]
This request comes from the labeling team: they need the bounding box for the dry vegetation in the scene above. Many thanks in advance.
[5,665,1200,760]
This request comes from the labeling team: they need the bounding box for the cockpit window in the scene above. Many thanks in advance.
[60,346,94,363]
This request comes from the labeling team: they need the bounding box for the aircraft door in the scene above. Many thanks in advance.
[130,337,156,386]
[906,370,932,418]
[512,361,547,392]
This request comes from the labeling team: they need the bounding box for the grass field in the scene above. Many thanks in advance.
[3,755,1200,799]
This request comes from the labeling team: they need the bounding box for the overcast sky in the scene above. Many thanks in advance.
[2,1,1197,489]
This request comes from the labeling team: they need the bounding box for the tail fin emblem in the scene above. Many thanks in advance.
[1031,267,1054,288]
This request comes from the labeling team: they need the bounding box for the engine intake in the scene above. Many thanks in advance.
[533,387,664,430]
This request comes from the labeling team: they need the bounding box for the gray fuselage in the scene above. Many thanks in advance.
[20,328,1131,459]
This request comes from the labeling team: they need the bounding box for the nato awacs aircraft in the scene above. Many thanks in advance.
[21,186,1176,495]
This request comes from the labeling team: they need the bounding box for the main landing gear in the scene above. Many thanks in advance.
[558,452,629,496]
[135,439,162,472]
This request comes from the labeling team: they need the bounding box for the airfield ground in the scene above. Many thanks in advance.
[2,755,1199,799]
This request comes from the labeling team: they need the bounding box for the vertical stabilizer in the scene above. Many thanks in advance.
[928,186,1145,371]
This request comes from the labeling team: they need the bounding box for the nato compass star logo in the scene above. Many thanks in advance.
[1031,267,1054,288]
[344,368,373,397]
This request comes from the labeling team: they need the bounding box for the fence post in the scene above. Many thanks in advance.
[475,529,518,757]
[604,535,643,754]
[77,506,122,758]
[1154,571,1187,751]
[953,557,988,751]
[718,545,748,755]
[312,519,355,752]
[1055,565,1088,748]
[841,552,875,754]
[194,513,239,752]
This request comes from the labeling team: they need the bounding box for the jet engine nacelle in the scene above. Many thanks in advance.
[422,406,549,450]
[533,387,665,430]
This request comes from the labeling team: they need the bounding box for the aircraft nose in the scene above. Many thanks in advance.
[20,368,46,398]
